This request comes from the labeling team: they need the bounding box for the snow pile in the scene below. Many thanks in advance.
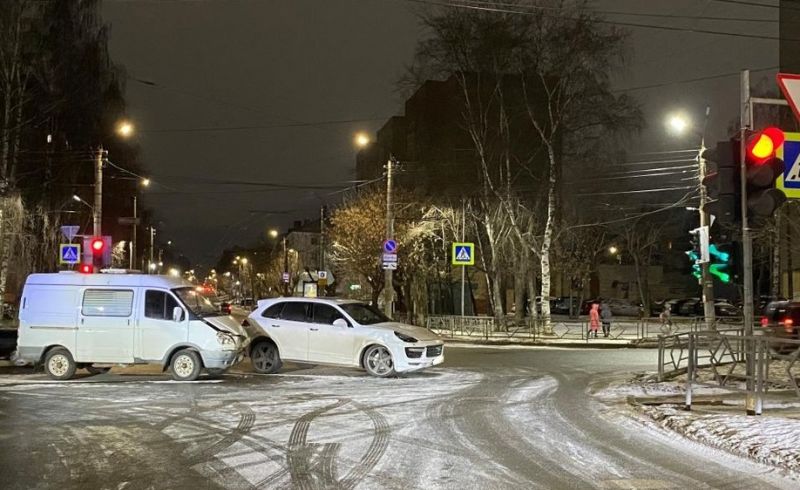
[641,404,800,472]
[593,380,728,401]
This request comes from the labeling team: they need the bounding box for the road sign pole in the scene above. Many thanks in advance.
[460,200,466,317]
[384,157,394,317]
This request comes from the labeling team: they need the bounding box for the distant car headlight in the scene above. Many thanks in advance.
[217,332,236,349]
[394,331,418,343]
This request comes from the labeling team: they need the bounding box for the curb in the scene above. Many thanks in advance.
[443,337,658,349]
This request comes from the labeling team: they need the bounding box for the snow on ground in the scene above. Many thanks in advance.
[592,379,730,401]
[641,404,800,473]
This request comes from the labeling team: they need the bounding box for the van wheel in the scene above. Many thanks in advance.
[44,348,76,380]
[170,349,202,381]
[251,341,282,374]
[86,365,111,375]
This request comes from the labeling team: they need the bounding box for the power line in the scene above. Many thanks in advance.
[140,117,389,134]
[401,0,792,41]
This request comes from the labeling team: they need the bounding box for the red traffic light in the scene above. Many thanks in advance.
[91,238,104,253]
[747,127,785,164]
[80,264,94,274]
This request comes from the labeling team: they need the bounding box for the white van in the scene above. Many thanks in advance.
[16,272,248,381]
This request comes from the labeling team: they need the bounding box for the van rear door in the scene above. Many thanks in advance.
[77,288,136,363]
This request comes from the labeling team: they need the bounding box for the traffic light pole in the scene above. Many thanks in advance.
[740,70,757,415]
[93,146,104,236]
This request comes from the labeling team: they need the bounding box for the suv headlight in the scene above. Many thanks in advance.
[394,331,418,343]
[216,332,236,349]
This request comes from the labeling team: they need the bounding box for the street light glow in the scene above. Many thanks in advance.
[168,268,180,277]
[355,132,370,148]
[116,120,135,138]
[72,195,81,202]
[609,246,619,255]
[269,229,279,238]
[666,114,689,135]
[141,178,151,187]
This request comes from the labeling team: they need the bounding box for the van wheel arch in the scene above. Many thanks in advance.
[163,345,204,371]
[40,344,72,365]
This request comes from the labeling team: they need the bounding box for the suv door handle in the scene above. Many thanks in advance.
[310,327,319,331]
[271,324,281,328]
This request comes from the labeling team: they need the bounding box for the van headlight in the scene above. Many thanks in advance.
[394,331,418,343]
[216,332,236,349]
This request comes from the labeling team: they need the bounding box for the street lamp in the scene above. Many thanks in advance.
[608,246,618,255]
[666,114,689,135]
[72,194,93,211]
[666,108,715,329]
[116,120,135,139]
[354,130,396,317]
[355,132,370,148]
[268,229,279,239]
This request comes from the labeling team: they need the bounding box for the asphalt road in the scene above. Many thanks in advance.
[0,346,795,489]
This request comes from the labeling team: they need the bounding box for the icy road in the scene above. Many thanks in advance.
[0,346,796,489]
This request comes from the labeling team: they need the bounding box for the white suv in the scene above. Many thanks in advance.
[242,298,444,377]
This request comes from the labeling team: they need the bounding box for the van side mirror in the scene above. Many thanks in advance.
[172,306,184,322]
[332,318,349,328]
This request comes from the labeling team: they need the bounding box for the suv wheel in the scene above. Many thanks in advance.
[364,345,395,377]
[251,341,282,374]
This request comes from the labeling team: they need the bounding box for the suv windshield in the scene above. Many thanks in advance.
[340,303,390,325]
[173,287,220,317]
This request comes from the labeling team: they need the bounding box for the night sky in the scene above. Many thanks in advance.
[101,0,780,267]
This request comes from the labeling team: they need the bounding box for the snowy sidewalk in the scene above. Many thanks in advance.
[595,376,800,474]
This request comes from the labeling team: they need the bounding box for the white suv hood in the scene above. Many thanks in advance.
[370,322,442,342]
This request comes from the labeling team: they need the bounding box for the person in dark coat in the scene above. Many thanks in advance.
[600,302,613,338]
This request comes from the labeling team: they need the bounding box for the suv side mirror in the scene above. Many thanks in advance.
[172,306,184,322]
[332,318,349,328]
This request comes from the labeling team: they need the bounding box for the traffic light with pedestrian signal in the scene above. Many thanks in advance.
[708,243,732,284]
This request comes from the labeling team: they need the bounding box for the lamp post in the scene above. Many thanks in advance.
[356,132,396,316]
[667,109,715,329]
[93,119,135,238]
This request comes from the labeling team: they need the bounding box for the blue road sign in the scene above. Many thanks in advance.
[779,135,800,199]
[382,239,398,254]
[451,242,475,266]
[60,244,81,265]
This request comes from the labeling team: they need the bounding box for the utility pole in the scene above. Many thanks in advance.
[698,106,716,330]
[384,157,394,317]
[149,226,155,274]
[283,235,289,296]
[319,205,325,271]
[130,195,137,270]
[93,146,104,236]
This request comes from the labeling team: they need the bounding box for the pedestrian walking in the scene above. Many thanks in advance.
[600,301,612,338]
[659,306,673,335]
[589,303,600,338]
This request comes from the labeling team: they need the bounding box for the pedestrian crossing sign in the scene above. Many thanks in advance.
[59,244,81,265]
[452,242,475,266]
[778,133,800,199]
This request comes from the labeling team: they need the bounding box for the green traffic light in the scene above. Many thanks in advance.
[709,244,730,262]
[710,263,731,283]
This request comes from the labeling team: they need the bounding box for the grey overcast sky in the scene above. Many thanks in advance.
[101,0,780,266]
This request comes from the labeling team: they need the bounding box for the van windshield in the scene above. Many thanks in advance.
[173,287,220,317]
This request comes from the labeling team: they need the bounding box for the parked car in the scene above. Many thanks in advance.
[715,302,742,318]
[760,300,800,353]
[605,299,643,317]
[242,298,444,377]
[16,272,248,380]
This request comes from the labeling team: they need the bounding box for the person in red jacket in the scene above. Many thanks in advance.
[589,303,600,338]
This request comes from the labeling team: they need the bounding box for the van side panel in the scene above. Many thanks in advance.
[17,285,79,362]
